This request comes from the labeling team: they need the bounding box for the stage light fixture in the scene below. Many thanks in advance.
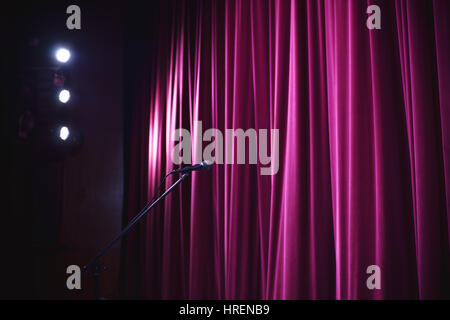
[55,48,71,63]
[58,89,71,103]
[59,126,70,141]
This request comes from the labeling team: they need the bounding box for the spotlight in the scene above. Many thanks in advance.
[58,89,71,103]
[59,126,70,141]
[55,48,71,63]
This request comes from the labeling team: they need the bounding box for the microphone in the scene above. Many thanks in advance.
[171,160,213,174]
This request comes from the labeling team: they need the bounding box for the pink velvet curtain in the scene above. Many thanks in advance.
[122,0,450,299]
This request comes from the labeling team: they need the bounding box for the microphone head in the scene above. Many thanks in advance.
[201,160,213,170]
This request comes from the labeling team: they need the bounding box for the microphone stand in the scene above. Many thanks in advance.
[83,172,190,299]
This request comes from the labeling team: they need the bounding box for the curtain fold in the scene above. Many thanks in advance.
[122,0,450,299]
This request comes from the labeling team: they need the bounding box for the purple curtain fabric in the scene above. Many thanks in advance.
[122,0,450,299]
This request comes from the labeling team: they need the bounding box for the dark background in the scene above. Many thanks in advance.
[0,0,151,299]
